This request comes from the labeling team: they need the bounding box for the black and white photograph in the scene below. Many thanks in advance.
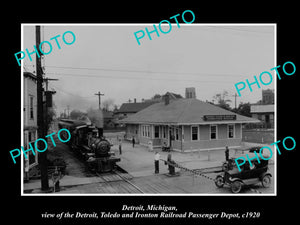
[21,24,276,195]
[4,4,298,225]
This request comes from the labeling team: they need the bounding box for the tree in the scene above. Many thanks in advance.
[113,104,119,112]
[235,102,251,117]
[151,94,162,100]
[212,91,232,110]
[102,98,115,111]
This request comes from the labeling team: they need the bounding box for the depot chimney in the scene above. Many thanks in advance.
[185,87,196,99]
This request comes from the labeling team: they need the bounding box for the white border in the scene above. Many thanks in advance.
[20,23,277,196]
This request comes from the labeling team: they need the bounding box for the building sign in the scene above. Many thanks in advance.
[203,115,236,121]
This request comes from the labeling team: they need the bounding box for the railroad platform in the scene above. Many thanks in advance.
[105,132,275,177]
[111,141,240,177]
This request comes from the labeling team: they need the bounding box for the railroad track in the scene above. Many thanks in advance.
[95,168,144,193]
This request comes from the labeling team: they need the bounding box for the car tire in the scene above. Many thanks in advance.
[215,175,225,188]
[231,180,243,193]
[261,174,271,188]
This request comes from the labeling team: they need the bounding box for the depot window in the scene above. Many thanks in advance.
[142,125,151,138]
[154,126,160,138]
[191,126,198,141]
[228,124,234,138]
[162,126,166,138]
[175,127,179,140]
[210,125,217,140]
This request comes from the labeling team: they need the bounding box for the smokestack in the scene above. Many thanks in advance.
[185,87,196,99]
[164,94,170,105]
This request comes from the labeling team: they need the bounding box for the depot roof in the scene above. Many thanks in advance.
[120,98,259,125]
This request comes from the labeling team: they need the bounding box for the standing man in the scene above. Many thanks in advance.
[225,146,229,161]
[132,136,135,148]
[154,151,160,174]
[166,153,175,175]
[118,138,122,155]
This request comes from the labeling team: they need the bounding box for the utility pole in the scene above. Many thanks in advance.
[95,91,104,110]
[36,25,49,191]
[230,93,238,110]
[234,93,237,109]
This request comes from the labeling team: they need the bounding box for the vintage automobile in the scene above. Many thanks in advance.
[215,154,272,193]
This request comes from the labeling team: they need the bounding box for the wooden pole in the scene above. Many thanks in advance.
[36,25,49,191]
[95,91,104,110]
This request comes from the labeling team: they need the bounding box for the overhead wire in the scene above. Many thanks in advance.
[180,25,274,37]
[44,65,246,78]
[204,26,274,34]
[46,72,237,83]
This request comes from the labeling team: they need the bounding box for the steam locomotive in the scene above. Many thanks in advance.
[58,116,120,173]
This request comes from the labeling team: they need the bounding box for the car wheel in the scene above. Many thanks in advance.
[215,175,225,188]
[261,174,271,188]
[231,180,243,193]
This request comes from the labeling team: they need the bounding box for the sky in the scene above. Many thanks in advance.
[22,24,275,115]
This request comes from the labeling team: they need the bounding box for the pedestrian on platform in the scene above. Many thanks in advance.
[132,136,135,148]
[225,146,229,161]
[154,151,160,174]
[118,138,122,155]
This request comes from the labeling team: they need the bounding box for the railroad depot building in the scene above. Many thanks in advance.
[120,95,259,152]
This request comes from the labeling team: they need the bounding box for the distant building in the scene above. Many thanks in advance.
[23,72,38,180]
[115,92,183,120]
[115,101,155,119]
[102,109,115,128]
[262,89,274,104]
[250,89,275,128]
[250,104,274,128]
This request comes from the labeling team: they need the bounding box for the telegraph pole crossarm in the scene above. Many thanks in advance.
[95,91,104,110]
[43,77,59,91]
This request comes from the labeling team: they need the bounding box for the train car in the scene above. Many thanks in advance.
[58,116,120,173]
